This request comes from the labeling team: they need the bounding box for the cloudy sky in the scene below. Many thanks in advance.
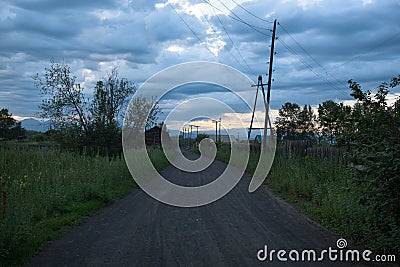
[1,0,399,136]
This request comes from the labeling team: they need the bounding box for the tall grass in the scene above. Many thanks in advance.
[267,154,399,255]
[214,145,399,255]
[0,143,168,266]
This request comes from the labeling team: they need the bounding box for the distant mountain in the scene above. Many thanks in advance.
[19,118,51,132]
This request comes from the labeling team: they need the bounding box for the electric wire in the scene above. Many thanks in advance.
[208,7,256,75]
[169,3,219,61]
[228,0,273,24]
[277,37,350,99]
[278,22,344,87]
[199,8,250,74]
[338,30,400,67]
[201,0,271,38]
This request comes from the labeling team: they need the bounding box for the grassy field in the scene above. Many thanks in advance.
[0,143,169,266]
[213,145,399,256]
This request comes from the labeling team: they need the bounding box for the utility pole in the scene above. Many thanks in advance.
[193,125,200,147]
[189,124,193,148]
[266,19,277,106]
[249,75,267,140]
[212,119,219,143]
[218,116,221,143]
[193,125,200,138]
[248,19,277,144]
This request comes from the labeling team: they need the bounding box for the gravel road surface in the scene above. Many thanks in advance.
[27,152,371,267]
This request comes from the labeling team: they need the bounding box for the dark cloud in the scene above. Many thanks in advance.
[7,0,117,12]
[0,0,399,118]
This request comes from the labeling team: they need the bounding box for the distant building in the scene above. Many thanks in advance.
[254,134,270,144]
[145,126,171,146]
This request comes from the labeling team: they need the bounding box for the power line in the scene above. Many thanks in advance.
[278,22,343,86]
[199,8,250,74]
[338,30,400,67]
[201,0,271,38]
[228,0,273,24]
[209,7,256,75]
[169,3,219,61]
[277,37,349,99]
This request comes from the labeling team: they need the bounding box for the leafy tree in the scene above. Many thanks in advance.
[33,59,89,133]
[318,100,351,144]
[345,75,400,243]
[89,68,136,156]
[275,102,301,141]
[123,96,160,144]
[34,60,141,156]
[90,68,136,127]
[0,108,25,139]
[298,104,316,142]
[275,103,316,142]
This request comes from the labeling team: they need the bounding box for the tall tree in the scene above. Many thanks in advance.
[318,100,351,144]
[275,102,301,141]
[298,104,316,141]
[345,75,400,230]
[33,59,89,133]
[90,67,136,127]
[0,108,25,139]
[89,68,136,156]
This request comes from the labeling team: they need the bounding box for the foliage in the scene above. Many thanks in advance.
[34,60,142,156]
[0,109,25,140]
[196,133,209,143]
[0,144,168,266]
[33,59,89,133]
[317,100,351,144]
[266,154,399,255]
[275,103,316,142]
[344,76,400,233]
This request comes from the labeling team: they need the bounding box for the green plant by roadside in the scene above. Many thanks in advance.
[0,144,168,266]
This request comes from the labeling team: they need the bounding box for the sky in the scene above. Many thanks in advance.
[1,0,399,136]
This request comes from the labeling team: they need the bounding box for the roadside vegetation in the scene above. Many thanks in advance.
[0,144,168,266]
[215,76,400,256]
[0,60,167,266]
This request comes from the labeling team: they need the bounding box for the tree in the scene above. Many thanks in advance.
[33,59,89,133]
[0,108,25,139]
[275,102,301,141]
[35,60,139,156]
[89,68,136,156]
[298,104,316,142]
[275,102,316,142]
[318,100,351,144]
[345,75,400,235]
[90,67,136,127]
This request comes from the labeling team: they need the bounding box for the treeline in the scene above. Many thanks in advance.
[0,108,25,140]
[275,75,400,253]
[275,77,400,146]
[33,60,158,157]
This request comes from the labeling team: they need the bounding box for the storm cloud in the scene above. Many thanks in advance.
[0,0,399,116]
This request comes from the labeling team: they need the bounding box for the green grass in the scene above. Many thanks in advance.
[212,145,399,256]
[0,143,169,266]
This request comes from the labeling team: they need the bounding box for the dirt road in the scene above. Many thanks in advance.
[27,153,369,266]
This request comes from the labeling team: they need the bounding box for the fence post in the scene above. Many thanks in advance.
[2,186,6,218]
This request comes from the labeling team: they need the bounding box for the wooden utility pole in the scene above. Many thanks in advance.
[267,19,277,106]
[212,119,219,143]
[218,116,221,143]
[194,125,200,137]
[262,19,277,144]
[248,76,267,140]
[248,19,277,143]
